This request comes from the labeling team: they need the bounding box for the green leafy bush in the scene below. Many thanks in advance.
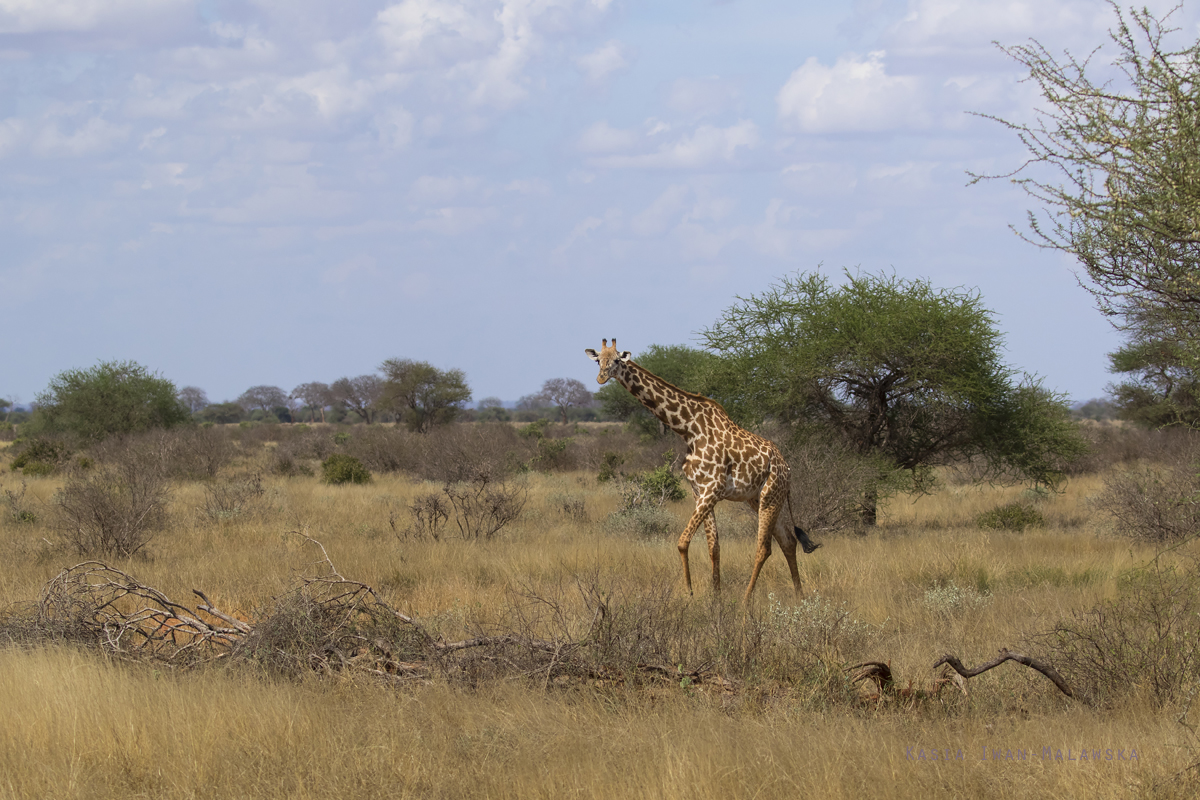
[597,451,625,483]
[976,501,1044,532]
[10,437,72,475]
[633,463,687,503]
[321,454,372,485]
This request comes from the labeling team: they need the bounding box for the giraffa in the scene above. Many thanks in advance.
[586,338,819,602]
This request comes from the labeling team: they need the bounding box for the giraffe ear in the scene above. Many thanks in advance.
[618,351,632,361]
[584,349,599,362]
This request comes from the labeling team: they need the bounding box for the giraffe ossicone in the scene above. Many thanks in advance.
[585,338,819,602]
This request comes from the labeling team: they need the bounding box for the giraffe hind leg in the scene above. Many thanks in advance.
[703,512,720,592]
[744,478,789,603]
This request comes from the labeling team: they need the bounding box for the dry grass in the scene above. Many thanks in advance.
[1,458,1198,798]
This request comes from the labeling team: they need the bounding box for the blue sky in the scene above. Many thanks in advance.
[3,0,1196,408]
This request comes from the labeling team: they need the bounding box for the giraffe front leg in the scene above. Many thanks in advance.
[677,495,717,596]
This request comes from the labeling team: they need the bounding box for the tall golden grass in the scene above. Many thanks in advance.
[0,461,1196,798]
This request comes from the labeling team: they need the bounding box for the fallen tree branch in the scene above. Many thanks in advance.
[933,648,1074,698]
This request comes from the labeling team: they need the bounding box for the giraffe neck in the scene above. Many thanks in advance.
[615,360,709,438]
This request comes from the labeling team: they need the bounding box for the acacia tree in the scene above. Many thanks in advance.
[237,385,288,419]
[29,360,190,443]
[177,386,209,415]
[379,358,471,432]
[292,381,332,423]
[702,271,1086,524]
[982,3,1200,424]
[330,375,383,424]
[1106,310,1200,427]
[536,378,594,424]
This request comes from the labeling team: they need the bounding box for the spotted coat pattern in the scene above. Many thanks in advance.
[586,339,804,602]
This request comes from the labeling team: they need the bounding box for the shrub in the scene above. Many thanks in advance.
[976,501,1045,532]
[321,454,372,485]
[398,471,527,541]
[19,461,56,478]
[597,451,625,483]
[2,480,38,524]
[633,461,687,503]
[342,426,413,473]
[777,429,883,535]
[164,426,237,479]
[923,580,992,616]
[51,448,171,557]
[410,425,529,483]
[1093,447,1200,543]
[1035,559,1200,706]
[606,465,683,539]
[200,473,265,521]
[9,437,72,475]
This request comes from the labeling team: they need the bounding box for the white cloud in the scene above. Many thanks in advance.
[375,106,415,148]
[665,76,740,119]
[376,0,497,68]
[577,120,639,153]
[413,205,496,235]
[592,120,759,169]
[554,214,603,254]
[630,184,689,236]
[32,115,131,157]
[777,50,928,133]
[0,0,188,34]
[0,117,26,157]
[749,198,852,258]
[376,0,615,111]
[322,254,379,284]
[576,40,626,82]
[883,0,1106,58]
[408,174,484,204]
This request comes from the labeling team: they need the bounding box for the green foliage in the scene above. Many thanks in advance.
[531,436,571,472]
[597,344,720,437]
[519,419,549,439]
[1107,332,1200,428]
[10,437,72,475]
[2,481,38,524]
[198,402,244,424]
[632,462,687,503]
[701,270,1087,520]
[321,454,372,485]
[597,451,625,483]
[28,360,189,443]
[975,502,1045,532]
[20,462,56,478]
[379,358,471,433]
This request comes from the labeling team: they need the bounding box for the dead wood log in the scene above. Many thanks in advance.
[933,648,1074,698]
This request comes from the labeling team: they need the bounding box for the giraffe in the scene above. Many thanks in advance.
[586,338,820,602]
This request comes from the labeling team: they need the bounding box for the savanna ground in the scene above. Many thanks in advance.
[0,423,1198,799]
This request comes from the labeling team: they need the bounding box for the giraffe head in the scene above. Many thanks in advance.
[584,338,632,385]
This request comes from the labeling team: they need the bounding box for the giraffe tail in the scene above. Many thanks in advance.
[784,479,822,554]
